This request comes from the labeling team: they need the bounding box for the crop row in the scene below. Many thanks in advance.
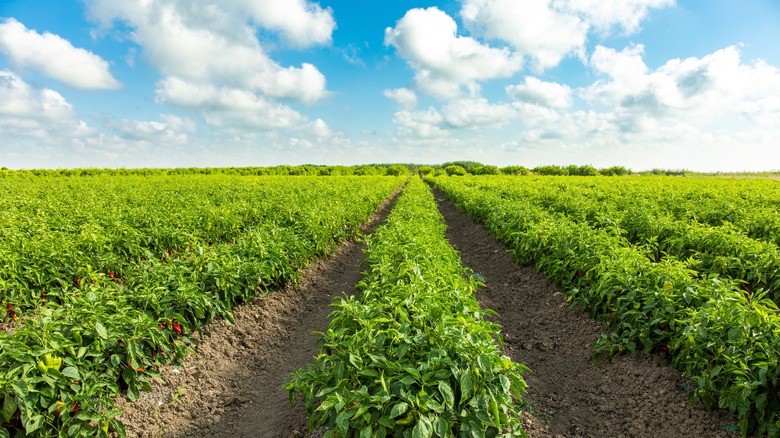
[471,175,780,245]
[430,176,780,438]
[286,177,529,438]
[0,175,404,437]
[453,176,780,306]
[1,175,403,319]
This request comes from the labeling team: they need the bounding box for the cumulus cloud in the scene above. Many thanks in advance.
[583,45,780,130]
[461,0,587,70]
[0,70,212,167]
[460,0,672,70]
[155,76,317,132]
[442,98,517,129]
[391,98,519,140]
[85,0,329,103]
[103,114,197,144]
[507,77,573,108]
[384,88,418,109]
[0,70,84,133]
[0,18,121,89]
[385,7,522,98]
[567,0,674,34]
[392,108,448,139]
[494,44,780,170]
[230,0,335,47]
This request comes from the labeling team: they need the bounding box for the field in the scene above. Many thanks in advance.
[431,175,780,437]
[0,174,404,436]
[1,172,779,437]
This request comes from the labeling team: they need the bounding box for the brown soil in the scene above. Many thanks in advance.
[431,188,737,438]
[118,185,740,438]
[117,192,399,438]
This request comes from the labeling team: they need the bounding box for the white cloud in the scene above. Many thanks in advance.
[385,7,522,98]
[492,44,780,171]
[461,0,587,70]
[584,45,780,130]
[0,70,213,167]
[567,0,674,34]
[85,0,328,103]
[104,114,196,144]
[0,70,81,130]
[392,108,448,139]
[384,88,418,109]
[155,77,311,131]
[79,0,337,156]
[507,77,573,108]
[442,98,517,129]
[0,18,121,89]
[230,0,335,48]
[586,45,650,102]
[390,98,519,140]
[384,40,780,172]
[460,0,672,70]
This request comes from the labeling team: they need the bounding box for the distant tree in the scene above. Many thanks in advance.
[474,165,500,175]
[599,166,631,176]
[445,165,468,176]
[289,166,313,176]
[354,165,384,176]
[418,165,435,176]
[575,165,599,176]
[533,165,567,176]
[441,161,482,174]
[386,165,410,176]
[501,165,530,175]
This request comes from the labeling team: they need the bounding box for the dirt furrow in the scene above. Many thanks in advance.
[117,192,399,438]
[432,188,737,438]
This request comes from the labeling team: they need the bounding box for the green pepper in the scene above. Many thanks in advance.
[37,353,63,373]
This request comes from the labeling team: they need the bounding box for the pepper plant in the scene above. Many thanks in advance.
[287,177,529,437]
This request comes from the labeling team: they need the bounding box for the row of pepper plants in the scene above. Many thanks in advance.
[0,174,404,437]
[286,177,529,438]
[430,176,780,438]
[511,176,780,247]
[457,176,780,306]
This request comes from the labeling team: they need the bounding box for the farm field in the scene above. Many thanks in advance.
[2,172,778,437]
[430,175,780,437]
[0,174,404,436]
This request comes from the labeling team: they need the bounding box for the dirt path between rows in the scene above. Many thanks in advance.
[431,187,737,438]
[119,184,738,438]
[117,192,399,438]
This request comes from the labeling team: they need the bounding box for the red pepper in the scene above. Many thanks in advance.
[172,323,182,334]
[109,271,116,279]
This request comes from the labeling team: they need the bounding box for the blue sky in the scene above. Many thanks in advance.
[1,0,779,170]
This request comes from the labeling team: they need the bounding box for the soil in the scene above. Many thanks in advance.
[431,187,737,438]
[116,192,399,438]
[117,185,740,438]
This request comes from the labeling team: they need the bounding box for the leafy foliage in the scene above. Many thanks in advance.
[287,177,528,437]
[0,174,404,437]
[444,166,468,177]
[431,175,780,437]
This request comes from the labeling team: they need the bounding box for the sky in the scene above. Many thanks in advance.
[1,1,779,171]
